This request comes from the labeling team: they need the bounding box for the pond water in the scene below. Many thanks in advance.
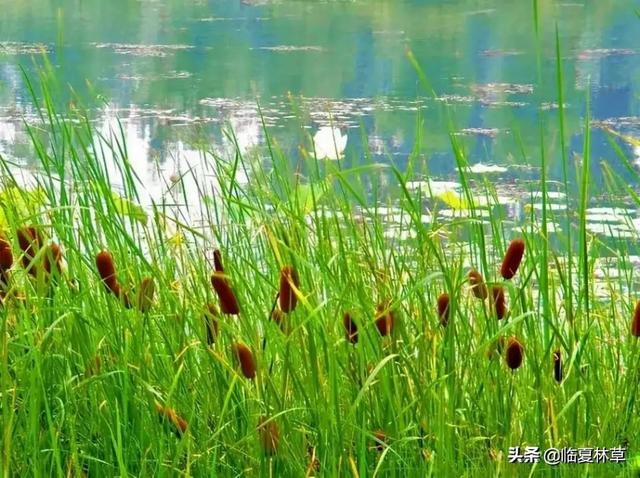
[1,0,640,242]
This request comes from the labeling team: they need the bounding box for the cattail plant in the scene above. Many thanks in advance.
[437,293,450,327]
[372,430,386,452]
[501,238,525,280]
[154,401,188,438]
[270,307,289,334]
[632,300,640,337]
[204,304,219,346]
[279,265,300,313]
[17,226,43,276]
[468,269,488,300]
[505,337,524,370]
[375,303,395,337]
[307,445,320,474]
[213,249,224,273]
[486,336,506,360]
[135,276,155,312]
[211,250,240,315]
[491,286,506,320]
[96,250,119,294]
[232,342,256,379]
[258,416,279,455]
[84,355,103,378]
[42,243,63,275]
[211,274,240,314]
[0,235,13,271]
[95,250,130,306]
[553,349,562,383]
[0,235,13,293]
[343,312,358,344]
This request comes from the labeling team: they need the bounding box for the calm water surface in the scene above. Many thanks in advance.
[1,0,640,244]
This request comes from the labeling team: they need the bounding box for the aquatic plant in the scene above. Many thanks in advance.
[491,286,506,320]
[204,304,220,345]
[632,300,640,337]
[505,337,524,370]
[468,269,488,300]
[501,238,525,280]
[257,416,279,455]
[211,251,240,315]
[17,226,43,275]
[437,292,450,327]
[95,250,120,294]
[374,303,395,336]
[553,349,562,382]
[154,402,188,438]
[135,276,155,312]
[278,265,300,313]
[232,342,256,379]
[343,312,358,344]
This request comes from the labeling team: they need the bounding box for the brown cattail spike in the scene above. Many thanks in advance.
[213,249,224,273]
[491,286,506,320]
[154,401,188,438]
[553,349,562,383]
[232,342,256,379]
[437,293,450,327]
[136,277,155,312]
[632,300,640,337]
[343,312,358,344]
[43,243,63,275]
[468,269,488,300]
[96,250,119,293]
[373,430,386,452]
[17,226,43,275]
[279,266,300,313]
[0,236,13,271]
[307,445,320,473]
[271,307,289,334]
[501,239,525,280]
[204,304,220,345]
[375,303,395,337]
[258,416,279,455]
[84,354,103,378]
[96,250,131,306]
[211,272,240,315]
[505,337,524,370]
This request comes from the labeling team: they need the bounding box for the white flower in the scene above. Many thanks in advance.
[313,126,347,160]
